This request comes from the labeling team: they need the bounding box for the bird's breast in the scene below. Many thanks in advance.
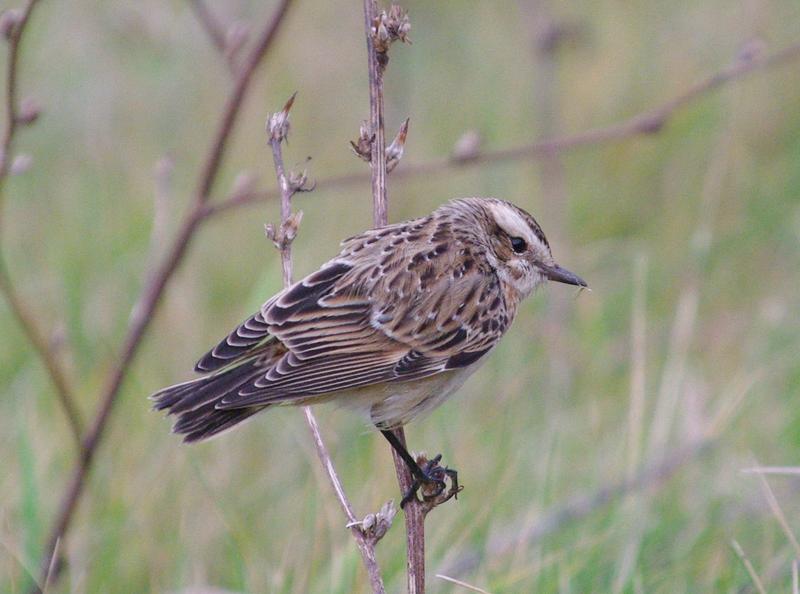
[336,362,484,429]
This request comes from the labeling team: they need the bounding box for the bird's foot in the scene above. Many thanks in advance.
[400,454,463,509]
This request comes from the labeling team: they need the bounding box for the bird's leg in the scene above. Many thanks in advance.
[380,430,461,508]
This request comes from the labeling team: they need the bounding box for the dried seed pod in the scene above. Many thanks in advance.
[385,118,409,173]
[0,9,21,40]
[266,92,297,142]
[350,120,374,162]
[16,97,41,125]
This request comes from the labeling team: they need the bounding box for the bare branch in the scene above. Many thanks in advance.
[732,540,768,594]
[435,574,493,594]
[303,407,389,593]
[267,93,388,594]
[360,2,430,593]
[742,467,800,476]
[751,467,800,558]
[33,2,295,590]
[364,0,387,227]
[204,39,800,219]
[0,0,83,447]
[390,428,427,594]
[266,91,300,285]
[187,0,227,57]
[194,0,292,205]
[187,0,247,73]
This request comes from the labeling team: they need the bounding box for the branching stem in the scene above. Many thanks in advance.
[31,2,295,591]
[268,93,387,593]
[0,0,83,448]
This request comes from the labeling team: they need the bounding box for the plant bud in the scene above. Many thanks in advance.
[10,153,32,175]
[266,93,296,143]
[0,9,21,40]
[350,121,374,162]
[17,97,41,125]
[452,130,482,162]
[385,118,409,173]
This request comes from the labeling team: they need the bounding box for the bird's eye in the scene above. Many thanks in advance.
[510,236,527,253]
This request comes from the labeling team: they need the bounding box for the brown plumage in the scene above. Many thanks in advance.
[151,197,586,442]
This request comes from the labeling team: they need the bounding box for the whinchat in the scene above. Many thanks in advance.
[152,197,586,504]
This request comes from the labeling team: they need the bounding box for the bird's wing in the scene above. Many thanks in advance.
[194,301,277,372]
[214,247,511,409]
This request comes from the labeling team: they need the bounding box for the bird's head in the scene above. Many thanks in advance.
[453,197,587,298]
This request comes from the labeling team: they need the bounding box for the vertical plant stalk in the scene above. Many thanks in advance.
[361,2,426,592]
[267,96,387,594]
[188,0,228,58]
[0,0,83,447]
[363,0,388,228]
[33,2,294,591]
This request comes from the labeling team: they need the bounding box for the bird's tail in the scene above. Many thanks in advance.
[151,357,268,442]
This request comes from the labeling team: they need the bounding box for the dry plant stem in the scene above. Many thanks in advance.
[364,0,388,227]
[33,2,294,590]
[188,0,228,57]
[268,133,294,285]
[0,0,83,447]
[204,39,800,219]
[194,0,293,203]
[188,0,242,74]
[302,406,387,594]
[390,430,427,594]
[361,1,426,593]
[731,540,768,594]
[268,101,386,594]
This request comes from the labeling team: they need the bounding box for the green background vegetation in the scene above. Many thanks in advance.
[2,0,800,592]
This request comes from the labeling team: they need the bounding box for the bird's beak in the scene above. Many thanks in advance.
[540,263,588,288]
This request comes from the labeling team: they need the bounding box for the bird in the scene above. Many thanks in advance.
[151,197,586,505]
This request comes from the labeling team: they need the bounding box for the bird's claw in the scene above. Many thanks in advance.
[400,454,462,509]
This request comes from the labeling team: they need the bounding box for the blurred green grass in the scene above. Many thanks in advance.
[2,0,800,592]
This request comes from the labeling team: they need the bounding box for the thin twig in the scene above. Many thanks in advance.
[364,0,387,228]
[752,468,800,558]
[302,408,388,593]
[188,0,246,74]
[435,574,494,594]
[0,0,83,447]
[731,540,768,594]
[40,537,59,594]
[203,39,800,220]
[360,2,427,593]
[33,2,294,591]
[266,92,387,594]
[193,0,293,205]
[742,466,800,476]
[188,0,227,56]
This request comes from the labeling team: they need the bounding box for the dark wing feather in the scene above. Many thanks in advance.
[217,245,511,409]
[154,215,513,441]
[193,262,354,372]
[195,309,274,372]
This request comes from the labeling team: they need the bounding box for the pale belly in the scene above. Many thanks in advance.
[329,362,483,428]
